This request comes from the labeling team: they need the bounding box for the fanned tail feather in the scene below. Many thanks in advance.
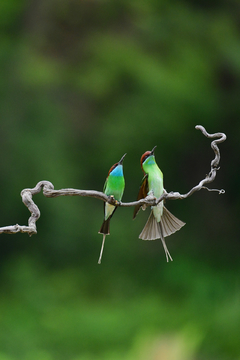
[161,206,186,237]
[139,206,185,262]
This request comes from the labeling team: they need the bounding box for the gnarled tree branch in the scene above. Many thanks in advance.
[0,125,226,236]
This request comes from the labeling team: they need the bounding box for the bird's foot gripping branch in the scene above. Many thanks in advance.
[0,126,226,262]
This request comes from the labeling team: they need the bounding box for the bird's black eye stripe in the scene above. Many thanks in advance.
[143,155,148,162]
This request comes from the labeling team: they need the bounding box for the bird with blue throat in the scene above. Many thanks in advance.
[133,146,185,262]
[98,153,126,264]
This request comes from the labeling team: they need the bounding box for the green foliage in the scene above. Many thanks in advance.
[0,256,240,360]
[0,0,239,359]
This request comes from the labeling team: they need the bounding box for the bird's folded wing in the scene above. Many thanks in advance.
[133,174,149,219]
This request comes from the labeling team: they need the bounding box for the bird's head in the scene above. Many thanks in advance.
[108,153,127,176]
[140,146,157,172]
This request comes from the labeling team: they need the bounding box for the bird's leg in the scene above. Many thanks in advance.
[147,190,155,198]
[108,195,117,205]
[142,190,156,210]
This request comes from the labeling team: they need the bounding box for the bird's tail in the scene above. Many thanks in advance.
[99,217,111,235]
[98,234,106,264]
[139,206,185,262]
[97,219,111,265]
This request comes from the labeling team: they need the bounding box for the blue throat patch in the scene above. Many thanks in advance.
[110,164,123,176]
[144,155,155,165]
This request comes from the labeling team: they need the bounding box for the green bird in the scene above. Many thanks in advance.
[98,153,126,264]
[133,146,185,262]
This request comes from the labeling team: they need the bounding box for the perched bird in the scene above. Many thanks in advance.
[98,153,126,264]
[133,146,185,262]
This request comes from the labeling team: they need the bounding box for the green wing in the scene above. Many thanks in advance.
[103,177,108,194]
[133,174,149,219]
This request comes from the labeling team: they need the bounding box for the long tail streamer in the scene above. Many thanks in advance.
[98,234,106,264]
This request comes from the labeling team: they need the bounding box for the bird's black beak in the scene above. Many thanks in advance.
[118,153,127,165]
[150,146,157,155]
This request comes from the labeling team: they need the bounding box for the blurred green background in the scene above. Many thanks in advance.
[0,0,239,359]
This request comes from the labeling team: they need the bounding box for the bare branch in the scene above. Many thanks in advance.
[0,125,226,236]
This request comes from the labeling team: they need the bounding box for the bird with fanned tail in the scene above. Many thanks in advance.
[133,146,185,262]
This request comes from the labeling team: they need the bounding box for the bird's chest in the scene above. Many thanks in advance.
[105,176,124,200]
[148,171,163,199]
